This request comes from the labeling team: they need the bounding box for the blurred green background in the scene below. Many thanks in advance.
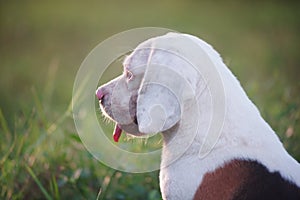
[1,0,299,199]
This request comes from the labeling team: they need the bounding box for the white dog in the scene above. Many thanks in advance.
[96,33,300,199]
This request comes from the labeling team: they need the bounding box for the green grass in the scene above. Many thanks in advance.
[1,0,300,199]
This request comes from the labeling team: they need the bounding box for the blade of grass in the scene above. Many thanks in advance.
[96,188,102,200]
[31,87,48,126]
[97,169,117,200]
[0,131,16,166]
[25,164,52,200]
[0,108,10,133]
[50,174,60,200]
[0,109,16,166]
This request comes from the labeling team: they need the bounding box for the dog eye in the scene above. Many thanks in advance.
[125,70,133,80]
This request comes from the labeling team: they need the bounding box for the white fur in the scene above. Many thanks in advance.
[159,33,300,199]
[98,33,300,200]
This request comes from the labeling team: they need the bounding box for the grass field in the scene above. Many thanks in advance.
[1,1,300,199]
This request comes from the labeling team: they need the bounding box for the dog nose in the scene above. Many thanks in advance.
[96,87,105,100]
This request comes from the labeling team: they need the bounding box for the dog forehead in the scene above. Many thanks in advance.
[123,49,149,70]
[123,38,155,72]
[123,33,200,90]
[123,33,179,71]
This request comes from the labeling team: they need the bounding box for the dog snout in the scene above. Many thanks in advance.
[96,87,106,100]
[96,86,111,103]
[96,76,121,101]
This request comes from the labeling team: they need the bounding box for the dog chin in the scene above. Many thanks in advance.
[99,103,146,138]
[118,123,145,136]
[101,109,144,136]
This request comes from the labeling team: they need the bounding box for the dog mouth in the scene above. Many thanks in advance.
[112,116,138,142]
[100,102,139,142]
[113,124,122,142]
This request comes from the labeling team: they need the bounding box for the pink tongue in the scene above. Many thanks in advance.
[113,124,122,142]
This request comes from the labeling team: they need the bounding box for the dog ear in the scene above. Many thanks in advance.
[135,34,196,134]
[134,38,201,135]
[136,65,183,134]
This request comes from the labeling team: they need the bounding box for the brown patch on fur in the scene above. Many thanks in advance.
[193,159,300,200]
[193,159,251,200]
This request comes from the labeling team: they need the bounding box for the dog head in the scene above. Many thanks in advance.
[96,33,199,142]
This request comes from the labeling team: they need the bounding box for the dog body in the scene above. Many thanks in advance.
[96,33,300,199]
